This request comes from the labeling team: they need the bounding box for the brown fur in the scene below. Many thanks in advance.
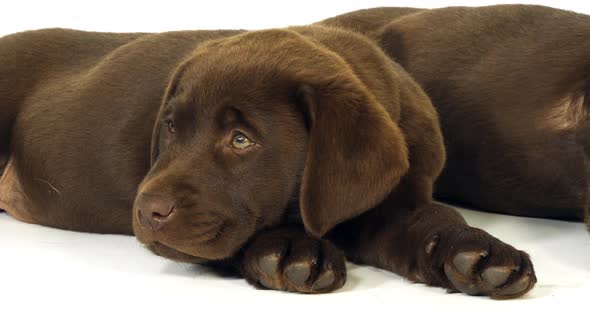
[321,4,590,226]
[0,24,534,297]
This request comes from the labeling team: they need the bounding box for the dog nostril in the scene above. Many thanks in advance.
[136,193,176,231]
[152,207,174,221]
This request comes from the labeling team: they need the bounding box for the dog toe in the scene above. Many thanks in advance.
[482,266,513,288]
[242,228,346,293]
[285,262,312,287]
[434,228,536,299]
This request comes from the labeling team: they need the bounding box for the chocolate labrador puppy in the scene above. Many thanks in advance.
[321,4,590,229]
[0,25,534,298]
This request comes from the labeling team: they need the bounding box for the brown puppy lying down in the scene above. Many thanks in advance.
[0,25,534,298]
[321,4,590,229]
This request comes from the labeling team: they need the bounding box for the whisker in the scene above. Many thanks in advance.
[35,178,62,196]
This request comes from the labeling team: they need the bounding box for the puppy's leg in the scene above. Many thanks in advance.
[0,110,12,178]
[239,226,346,294]
[0,90,16,214]
[330,88,536,298]
[576,118,590,232]
[0,107,14,215]
[0,148,4,210]
[0,156,35,223]
[332,199,536,299]
[0,141,4,213]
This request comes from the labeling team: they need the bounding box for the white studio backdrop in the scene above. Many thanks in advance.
[2,1,590,311]
[0,0,589,36]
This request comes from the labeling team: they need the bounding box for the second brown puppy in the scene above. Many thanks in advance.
[322,4,590,228]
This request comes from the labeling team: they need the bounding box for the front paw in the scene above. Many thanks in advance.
[426,227,536,299]
[241,227,346,293]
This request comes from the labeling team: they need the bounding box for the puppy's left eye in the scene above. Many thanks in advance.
[166,120,175,134]
[231,133,255,149]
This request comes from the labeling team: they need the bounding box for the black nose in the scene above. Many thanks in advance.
[136,193,175,231]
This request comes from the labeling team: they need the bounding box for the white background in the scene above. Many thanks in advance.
[1,1,590,311]
[0,0,589,36]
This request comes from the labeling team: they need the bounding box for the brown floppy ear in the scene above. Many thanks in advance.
[297,76,410,237]
[149,61,189,165]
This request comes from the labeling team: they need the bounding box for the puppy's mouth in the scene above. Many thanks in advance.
[131,190,258,262]
[133,214,254,262]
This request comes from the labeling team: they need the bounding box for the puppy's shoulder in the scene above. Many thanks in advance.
[288,25,375,50]
[287,25,395,73]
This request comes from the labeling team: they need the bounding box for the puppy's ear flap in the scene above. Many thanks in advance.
[150,62,189,165]
[297,76,409,237]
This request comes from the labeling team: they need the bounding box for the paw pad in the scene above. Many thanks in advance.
[444,249,535,298]
[243,231,346,294]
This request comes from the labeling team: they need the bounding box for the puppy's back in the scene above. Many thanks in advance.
[323,5,590,220]
[317,7,422,37]
[0,29,247,104]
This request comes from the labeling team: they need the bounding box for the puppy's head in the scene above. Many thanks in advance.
[132,29,409,263]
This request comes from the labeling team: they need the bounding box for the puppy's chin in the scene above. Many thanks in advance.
[133,216,254,262]
[137,232,248,262]
[147,242,209,264]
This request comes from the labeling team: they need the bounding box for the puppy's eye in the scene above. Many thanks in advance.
[231,133,254,149]
[166,120,175,134]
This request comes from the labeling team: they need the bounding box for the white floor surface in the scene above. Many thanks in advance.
[1,207,588,311]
